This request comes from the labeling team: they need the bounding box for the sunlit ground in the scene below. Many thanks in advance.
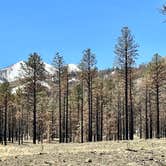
[0,138,165,166]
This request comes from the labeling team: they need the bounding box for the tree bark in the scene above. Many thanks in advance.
[156,83,160,138]
[145,85,149,139]
[59,67,62,143]
[80,80,84,143]
[149,92,153,139]
[4,94,7,145]
[125,47,128,140]
[129,68,134,140]
[65,72,69,143]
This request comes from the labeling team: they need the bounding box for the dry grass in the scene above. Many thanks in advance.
[0,139,165,165]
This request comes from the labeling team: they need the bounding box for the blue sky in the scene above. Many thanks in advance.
[0,0,165,69]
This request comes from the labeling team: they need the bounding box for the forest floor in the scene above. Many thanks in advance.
[0,139,165,166]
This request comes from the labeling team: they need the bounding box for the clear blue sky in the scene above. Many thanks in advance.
[0,0,165,69]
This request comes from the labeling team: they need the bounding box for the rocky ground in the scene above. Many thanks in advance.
[0,139,165,166]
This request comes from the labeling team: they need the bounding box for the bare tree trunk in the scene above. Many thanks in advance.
[4,95,7,145]
[125,47,128,140]
[139,107,142,139]
[0,108,3,144]
[8,107,11,142]
[88,71,92,142]
[90,75,93,141]
[96,95,100,141]
[80,80,84,143]
[33,80,37,144]
[59,68,62,143]
[21,106,24,144]
[100,95,103,141]
[117,104,120,140]
[156,83,160,138]
[65,72,69,143]
[69,103,72,142]
[18,117,21,145]
[62,96,66,143]
[11,107,14,143]
[122,100,125,140]
[145,85,149,139]
[149,92,153,139]
[51,110,54,141]
[129,69,134,140]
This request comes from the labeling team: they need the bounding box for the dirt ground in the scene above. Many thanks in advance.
[0,139,165,166]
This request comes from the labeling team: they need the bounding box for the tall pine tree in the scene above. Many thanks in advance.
[150,54,165,138]
[21,53,46,144]
[80,48,96,142]
[52,52,64,143]
[115,27,138,140]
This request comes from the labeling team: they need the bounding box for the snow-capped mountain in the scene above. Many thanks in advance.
[0,61,79,83]
[68,64,80,73]
[0,61,25,82]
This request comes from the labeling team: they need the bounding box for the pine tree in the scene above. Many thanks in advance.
[150,54,165,138]
[149,90,153,139]
[115,27,138,140]
[80,48,96,142]
[77,70,84,143]
[21,53,46,144]
[63,66,69,143]
[80,79,84,143]
[145,83,149,139]
[0,81,11,145]
[100,78,104,141]
[52,52,64,143]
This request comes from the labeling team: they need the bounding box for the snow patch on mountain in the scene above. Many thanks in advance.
[68,64,80,73]
[0,61,79,83]
[44,62,57,75]
[0,61,24,82]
